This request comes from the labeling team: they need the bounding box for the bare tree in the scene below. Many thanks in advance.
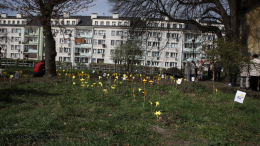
[108,0,260,44]
[6,0,95,77]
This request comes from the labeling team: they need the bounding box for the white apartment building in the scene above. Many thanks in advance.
[0,12,223,69]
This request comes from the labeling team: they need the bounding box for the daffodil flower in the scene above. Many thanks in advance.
[156,101,159,107]
[215,89,218,93]
[103,89,108,93]
[99,82,103,87]
[73,82,76,85]
[111,86,115,90]
[91,85,93,88]
[139,88,142,92]
[20,71,23,74]
[80,78,85,82]
[63,70,65,72]
[72,76,75,79]
[24,74,28,78]
[10,75,13,79]
[85,82,88,84]
[143,90,148,96]
[99,76,102,79]
[65,73,68,76]
[184,79,186,81]
[133,94,135,97]
[115,76,118,79]
[154,111,162,118]
[149,101,153,105]
[149,80,153,85]
[81,84,85,87]
[143,79,147,84]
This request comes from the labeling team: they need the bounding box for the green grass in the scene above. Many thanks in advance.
[0,66,260,145]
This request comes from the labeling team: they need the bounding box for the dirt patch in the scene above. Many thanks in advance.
[151,126,190,146]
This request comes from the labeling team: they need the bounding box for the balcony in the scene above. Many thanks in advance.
[75,43,92,48]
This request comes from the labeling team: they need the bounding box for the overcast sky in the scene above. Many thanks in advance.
[6,0,113,17]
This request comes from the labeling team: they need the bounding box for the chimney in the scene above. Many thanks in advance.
[113,13,119,19]
[16,13,22,18]
[91,13,97,19]
[63,12,70,18]
[1,13,7,18]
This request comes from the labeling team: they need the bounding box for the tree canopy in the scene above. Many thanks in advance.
[108,0,260,43]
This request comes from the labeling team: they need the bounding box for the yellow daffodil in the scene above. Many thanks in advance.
[19,71,23,74]
[68,73,71,77]
[85,82,88,84]
[78,73,82,77]
[132,77,135,79]
[10,75,13,79]
[91,85,93,88]
[73,82,76,85]
[82,71,84,74]
[58,73,62,77]
[3,72,7,75]
[143,79,147,84]
[120,82,122,84]
[63,70,65,72]
[111,86,115,90]
[87,85,89,88]
[154,111,162,118]
[99,82,103,87]
[133,94,135,97]
[143,90,148,96]
[72,76,75,79]
[65,73,67,76]
[93,83,96,86]
[24,74,28,78]
[107,74,110,77]
[81,84,85,87]
[139,88,142,92]
[140,74,142,77]
[184,79,186,81]
[99,76,102,79]
[215,89,218,93]
[149,101,153,105]
[103,89,108,93]
[80,78,85,82]
[114,79,117,82]
[149,80,153,85]
[156,101,159,107]
[115,76,118,79]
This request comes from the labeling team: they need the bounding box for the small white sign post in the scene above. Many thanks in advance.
[177,79,182,84]
[92,70,95,73]
[191,77,195,81]
[232,90,246,110]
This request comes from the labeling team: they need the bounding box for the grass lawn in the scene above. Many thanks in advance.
[0,66,260,145]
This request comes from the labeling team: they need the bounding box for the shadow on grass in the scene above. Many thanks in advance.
[0,88,61,105]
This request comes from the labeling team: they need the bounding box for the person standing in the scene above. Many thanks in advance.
[197,60,204,81]
[214,61,222,81]
[33,60,45,77]
[185,61,191,81]
[240,57,250,89]
[249,54,260,91]
[190,61,196,81]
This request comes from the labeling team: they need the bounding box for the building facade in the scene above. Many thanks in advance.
[0,12,224,69]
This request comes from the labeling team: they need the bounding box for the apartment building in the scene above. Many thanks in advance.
[0,12,223,69]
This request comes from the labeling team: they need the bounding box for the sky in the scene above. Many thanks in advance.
[6,0,113,17]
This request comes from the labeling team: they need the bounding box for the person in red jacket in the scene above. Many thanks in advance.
[33,60,45,77]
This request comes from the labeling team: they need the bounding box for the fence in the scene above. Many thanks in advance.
[0,58,161,74]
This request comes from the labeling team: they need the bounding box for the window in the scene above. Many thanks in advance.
[12,21,15,24]
[11,53,15,58]
[173,24,177,28]
[59,57,62,61]
[72,21,75,25]
[147,51,151,56]
[153,32,157,37]
[152,42,160,47]
[11,45,14,50]
[16,29,21,33]
[148,32,152,37]
[64,48,70,53]
[118,22,122,26]
[172,33,179,38]
[98,30,106,35]
[98,40,105,44]
[64,39,68,44]
[15,37,21,41]
[167,33,170,38]
[93,39,97,45]
[15,45,20,50]
[94,30,98,35]
[179,24,182,28]
[93,49,97,54]
[110,49,114,55]
[171,43,178,48]
[111,40,115,45]
[161,23,164,28]
[8,21,10,24]
[166,42,170,47]
[167,23,170,28]
[124,22,128,26]
[148,42,151,46]
[147,61,150,66]
[85,49,90,53]
[111,30,115,36]
[112,22,116,26]
[95,21,98,25]
[116,40,122,45]
[166,52,169,57]
[100,21,104,25]
[81,48,84,53]
[85,38,92,44]
[165,62,169,67]
[98,49,104,54]
[116,31,123,36]
[67,21,70,25]
[106,21,110,25]
[60,38,64,43]
[3,20,6,24]
[152,52,159,57]
[154,23,159,27]
[59,47,63,53]
[170,53,178,57]
[11,37,14,42]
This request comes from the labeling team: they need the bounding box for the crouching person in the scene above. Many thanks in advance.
[33,60,45,77]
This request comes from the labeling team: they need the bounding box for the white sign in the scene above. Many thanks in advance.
[123,77,126,80]
[92,70,95,73]
[234,90,246,104]
[177,79,182,84]
[103,73,107,77]
[161,75,164,78]
[191,77,195,81]
[15,71,20,79]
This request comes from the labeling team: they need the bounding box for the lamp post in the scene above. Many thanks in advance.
[192,39,195,61]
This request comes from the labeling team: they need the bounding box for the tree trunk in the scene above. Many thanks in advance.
[42,18,57,77]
